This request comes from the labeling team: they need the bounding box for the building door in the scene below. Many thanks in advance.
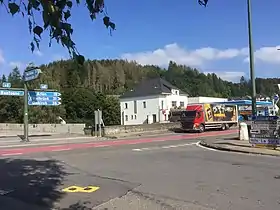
[152,114,157,123]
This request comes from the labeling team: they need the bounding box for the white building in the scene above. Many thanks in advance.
[119,78,188,125]
[188,96,228,104]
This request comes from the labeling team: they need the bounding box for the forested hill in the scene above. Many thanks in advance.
[0,59,279,125]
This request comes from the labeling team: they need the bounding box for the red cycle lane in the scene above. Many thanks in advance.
[0,129,237,156]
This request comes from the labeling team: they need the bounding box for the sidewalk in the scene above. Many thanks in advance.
[200,137,280,157]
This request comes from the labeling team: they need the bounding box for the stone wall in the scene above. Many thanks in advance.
[0,123,86,135]
[103,122,181,136]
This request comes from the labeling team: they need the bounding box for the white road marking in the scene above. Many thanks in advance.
[2,153,23,156]
[51,148,71,152]
[132,142,197,152]
[195,141,219,152]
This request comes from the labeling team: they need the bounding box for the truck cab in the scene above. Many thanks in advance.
[180,105,205,132]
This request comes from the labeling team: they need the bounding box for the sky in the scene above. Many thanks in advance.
[1,0,280,83]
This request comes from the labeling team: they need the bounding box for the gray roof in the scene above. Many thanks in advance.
[120,78,188,99]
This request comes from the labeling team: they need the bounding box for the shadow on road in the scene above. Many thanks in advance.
[0,158,92,210]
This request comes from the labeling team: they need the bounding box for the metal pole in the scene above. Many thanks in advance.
[98,110,102,137]
[247,0,257,116]
[23,82,29,142]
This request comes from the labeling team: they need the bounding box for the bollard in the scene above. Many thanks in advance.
[239,122,249,141]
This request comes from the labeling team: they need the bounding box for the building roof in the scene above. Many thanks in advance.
[119,77,188,99]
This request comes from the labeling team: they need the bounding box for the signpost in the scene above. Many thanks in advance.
[0,65,62,142]
[0,89,24,96]
[40,84,48,90]
[249,116,280,149]
[2,82,11,88]
[23,68,41,82]
[94,110,103,137]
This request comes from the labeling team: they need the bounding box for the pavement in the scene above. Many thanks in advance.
[1,130,280,209]
[0,130,237,156]
[200,137,280,157]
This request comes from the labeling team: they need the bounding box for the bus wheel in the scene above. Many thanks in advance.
[199,124,205,133]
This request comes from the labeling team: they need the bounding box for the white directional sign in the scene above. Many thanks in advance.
[24,69,41,82]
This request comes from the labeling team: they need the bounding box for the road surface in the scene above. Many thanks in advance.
[1,132,280,210]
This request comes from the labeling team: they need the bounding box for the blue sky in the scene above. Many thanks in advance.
[1,0,280,82]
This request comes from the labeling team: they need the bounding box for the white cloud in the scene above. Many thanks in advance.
[253,45,280,64]
[121,43,247,67]
[0,49,5,64]
[9,61,25,69]
[204,71,246,82]
[34,50,43,57]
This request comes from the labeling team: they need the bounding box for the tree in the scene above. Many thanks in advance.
[0,0,115,64]
[0,0,209,64]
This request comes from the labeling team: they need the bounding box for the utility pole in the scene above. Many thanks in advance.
[247,0,257,116]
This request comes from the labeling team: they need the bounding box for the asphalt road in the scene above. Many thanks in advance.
[1,133,280,210]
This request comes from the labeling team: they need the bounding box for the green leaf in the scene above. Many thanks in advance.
[109,22,116,30]
[73,53,85,65]
[8,3,20,15]
[42,11,50,29]
[64,10,71,21]
[33,26,44,38]
[30,42,35,52]
[103,16,110,27]
[90,13,96,20]
[28,18,32,33]
[66,1,73,8]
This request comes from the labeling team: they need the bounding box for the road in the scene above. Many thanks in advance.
[1,131,280,210]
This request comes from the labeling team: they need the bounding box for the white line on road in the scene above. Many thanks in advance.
[2,153,23,156]
[52,148,71,152]
[132,142,197,152]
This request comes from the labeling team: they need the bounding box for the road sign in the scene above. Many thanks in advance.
[249,116,280,148]
[2,82,11,88]
[0,89,24,96]
[28,96,61,102]
[40,84,48,90]
[28,101,61,106]
[28,91,61,97]
[23,68,41,82]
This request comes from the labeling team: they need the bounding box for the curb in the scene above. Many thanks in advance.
[199,140,280,157]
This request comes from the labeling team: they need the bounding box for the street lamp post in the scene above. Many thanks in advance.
[247,0,257,117]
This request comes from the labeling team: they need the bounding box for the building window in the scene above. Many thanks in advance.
[134,100,137,114]
[143,101,146,108]
[172,101,177,107]
[180,101,184,107]
[175,90,178,95]
[125,115,128,121]
[161,100,164,110]
[125,103,128,109]
[131,115,134,120]
[134,115,137,120]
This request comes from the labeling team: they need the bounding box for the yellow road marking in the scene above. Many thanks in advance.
[62,185,100,193]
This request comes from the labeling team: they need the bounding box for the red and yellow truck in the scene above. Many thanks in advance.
[180,103,238,132]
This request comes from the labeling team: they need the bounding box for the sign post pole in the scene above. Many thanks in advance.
[22,65,42,142]
[23,82,29,142]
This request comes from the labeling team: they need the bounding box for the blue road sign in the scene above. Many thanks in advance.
[28,91,61,97]
[24,69,41,82]
[274,94,279,101]
[2,82,11,88]
[28,96,61,102]
[28,91,62,106]
[28,101,61,106]
[0,89,24,96]
[40,84,48,90]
